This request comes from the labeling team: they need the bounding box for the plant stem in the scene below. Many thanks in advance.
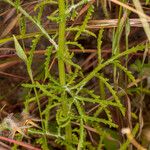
[97,29,105,99]
[27,67,48,148]
[72,45,145,89]
[58,0,72,149]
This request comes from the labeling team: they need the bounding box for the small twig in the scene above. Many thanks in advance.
[0,71,26,80]
[0,136,41,150]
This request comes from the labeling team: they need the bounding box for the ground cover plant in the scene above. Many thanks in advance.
[0,0,150,149]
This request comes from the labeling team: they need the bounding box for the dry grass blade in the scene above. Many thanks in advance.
[109,0,150,20]
[132,0,150,42]
[88,19,150,28]
[0,60,20,71]
[77,0,95,17]
[1,14,21,38]
[0,71,25,79]
[3,8,16,23]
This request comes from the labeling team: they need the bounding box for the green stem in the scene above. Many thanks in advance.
[72,45,145,89]
[27,67,48,148]
[97,29,105,99]
[58,0,72,149]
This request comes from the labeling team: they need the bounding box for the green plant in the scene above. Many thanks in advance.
[1,0,150,149]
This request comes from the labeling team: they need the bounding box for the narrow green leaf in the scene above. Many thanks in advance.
[13,35,27,63]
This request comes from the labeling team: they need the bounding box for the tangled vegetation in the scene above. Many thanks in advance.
[0,0,150,149]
